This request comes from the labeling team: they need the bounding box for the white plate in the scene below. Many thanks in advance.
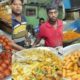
[37,47,63,58]
[5,76,12,80]
[63,43,80,57]
[14,47,63,59]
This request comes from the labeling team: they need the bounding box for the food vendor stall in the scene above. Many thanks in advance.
[0,0,12,34]
[0,0,80,80]
[63,30,80,46]
[0,1,12,80]
[12,43,80,80]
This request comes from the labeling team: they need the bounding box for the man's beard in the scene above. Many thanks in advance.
[49,18,57,25]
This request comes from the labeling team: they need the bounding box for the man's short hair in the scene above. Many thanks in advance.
[46,5,58,13]
[10,0,24,4]
[39,18,44,21]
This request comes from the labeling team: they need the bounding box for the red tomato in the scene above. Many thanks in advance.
[2,42,7,47]
[4,53,12,60]
[4,60,10,65]
[0,39,4,43]
[1,62,7,69]
[1,35,6,41]
[0,72,4,79]
[0,66,4,72]
[0,36,2,39]
[0,52,6,59]
[0,57,1,60]
[4,38,9,42]
[0,40,1,43]
[7,42,12,46]
[0,60,2,64]
[8,65,12,71]
[4,69,11,77]
[5,46,11,50]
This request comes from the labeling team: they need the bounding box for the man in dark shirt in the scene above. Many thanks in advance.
[11,0,28,47]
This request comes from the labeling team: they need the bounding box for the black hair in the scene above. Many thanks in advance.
[10,0,24,4]
[46,4,58,13]
[39,18,44,21]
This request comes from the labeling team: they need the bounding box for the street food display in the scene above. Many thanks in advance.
[12,44,80,80]
[0,1,80,80]
[62,50,80,80]
[0,52,12,80]
[0,35,12,80]
[0,35,80,80]
[0,35,12,51]
[12,49,63,80]
[0,4,11,24]
[63,31,80,41]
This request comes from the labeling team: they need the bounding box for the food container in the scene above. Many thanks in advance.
[62,43,80,79]
[5,76,12,80]
[63,43,80,56]
[12,47,63,80]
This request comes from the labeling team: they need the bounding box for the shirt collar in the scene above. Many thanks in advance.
[12,14,16,20]
[12,14,25,22]
[46,20,53,28]
[46,20,58,28]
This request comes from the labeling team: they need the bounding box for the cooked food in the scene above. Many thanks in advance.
[62,50,80,80]
[63,31,80,41]
[12,49,63,80]
[0,5,11,24]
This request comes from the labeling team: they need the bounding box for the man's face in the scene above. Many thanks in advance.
[48,9,58,22]
[40,20,44,25]
[11,0,23,15]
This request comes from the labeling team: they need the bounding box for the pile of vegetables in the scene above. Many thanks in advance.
[0,52,12,79]
[0,35,12,79]
[0,35,12,51]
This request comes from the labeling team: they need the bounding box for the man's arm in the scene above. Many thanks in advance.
[0,35,24,51]
[0,18,11,27]
[11,40,24,51]
[32,38,41,47]
[33,24,44,47]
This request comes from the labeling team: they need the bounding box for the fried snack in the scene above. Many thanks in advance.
[0,5,11,24]
[12,49,63,80]
[62,50,80,80]
[63,31,80,41]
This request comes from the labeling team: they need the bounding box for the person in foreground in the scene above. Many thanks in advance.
[11,0,29,47]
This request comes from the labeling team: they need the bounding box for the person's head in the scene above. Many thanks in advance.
[47,5,59,23]
[11,0,23,15]
[39,18,45,25]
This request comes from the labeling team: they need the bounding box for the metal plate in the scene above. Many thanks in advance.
[63,43,80,57]
[13,47,63,60]
[5,76,11,80]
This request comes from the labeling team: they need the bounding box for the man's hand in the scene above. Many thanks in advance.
[32,38,41,48]
[11,40,25,51]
